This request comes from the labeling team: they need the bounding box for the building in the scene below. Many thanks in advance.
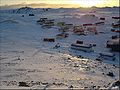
[71,43,94,52]
[96,52,116,61]
[106,38,120,52]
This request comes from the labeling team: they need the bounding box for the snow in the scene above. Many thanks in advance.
[55,14,100,25]
[0,7,119,89]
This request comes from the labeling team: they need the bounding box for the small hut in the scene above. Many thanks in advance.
[76,40,83,44]
[106,38,120,52]
[86,26,98,34]
[112,21,120,28]
[29,14,34,16]
[71,43,94,52]
[73,26,85,35]
[95,22,104,25]
[112,16,120,24]
[43,38,55,42]
[111,28,120,33]
[65,24,73,29]
[96,52,116,61]
[37,18,48,25]
[43,20,54,25]
[100,17,105,20]
[59,26,69,32]
[56,33,69,39]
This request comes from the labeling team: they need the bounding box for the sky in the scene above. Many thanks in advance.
[0,0,119,8]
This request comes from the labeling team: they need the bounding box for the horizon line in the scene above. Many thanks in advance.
[0,3,119,8]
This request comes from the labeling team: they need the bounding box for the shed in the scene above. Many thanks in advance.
[43,38,55,42]
[71,43,94,52]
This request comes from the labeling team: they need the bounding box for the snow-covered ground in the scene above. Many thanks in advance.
[0,7,119,89]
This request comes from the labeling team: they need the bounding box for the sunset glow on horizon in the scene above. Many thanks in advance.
[0,0,119,8]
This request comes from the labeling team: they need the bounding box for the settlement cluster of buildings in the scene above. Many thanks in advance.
[36,14,119,61]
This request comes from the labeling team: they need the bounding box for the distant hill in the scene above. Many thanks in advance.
[14,7,35,14]
[0,6,52,14]
[0,6,119,14]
